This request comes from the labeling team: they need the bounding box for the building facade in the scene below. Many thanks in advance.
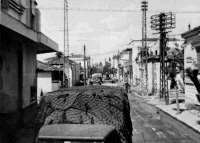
[181,26,200,103]
[69,54,89,80]
[130,38,183,95]
[37,61,58,103]
[0,0,58,134]
[119,48,133,84]
[46,57,81,87]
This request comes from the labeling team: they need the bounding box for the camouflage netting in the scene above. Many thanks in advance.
[36,85,132,143]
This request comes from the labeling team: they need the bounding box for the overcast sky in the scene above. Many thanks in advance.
[36,0,200,63]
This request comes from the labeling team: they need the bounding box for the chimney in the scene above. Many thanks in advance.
[188,23,191,31]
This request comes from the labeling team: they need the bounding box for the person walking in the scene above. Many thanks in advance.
[124,72,130,93]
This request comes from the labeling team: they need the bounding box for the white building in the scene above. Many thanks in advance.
[181,26,200,104]
[37,61,56,103]
[130,37,183,95]
[119,48,133,84]
[69,54,89,79]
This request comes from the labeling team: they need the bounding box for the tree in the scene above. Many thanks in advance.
[167,43,184,69]
[112,67,118,75]
[56,52,63,78]
[166,43,184,90]
[99,62,103,66]
[103,61,111,74]
[113,54,120,60]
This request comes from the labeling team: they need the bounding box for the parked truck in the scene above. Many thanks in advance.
[36,85,132,143]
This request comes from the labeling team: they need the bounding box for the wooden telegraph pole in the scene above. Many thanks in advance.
[63,0,69,88]
[84,45,86,86]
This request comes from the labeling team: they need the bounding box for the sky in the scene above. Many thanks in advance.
[36,0,200,64]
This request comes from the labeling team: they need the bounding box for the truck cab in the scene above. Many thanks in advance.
[37,124,118,143]
[90,73,103,85]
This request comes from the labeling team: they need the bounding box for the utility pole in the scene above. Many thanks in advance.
[84,45,86,86]
[118,50,120,82]
[63,0,69,88]
[152,58,157,95]
[87,56,89,78]
[89,57,91,76]
[141,0,148,96]
[151,12,176,105]
[88,56,91,77]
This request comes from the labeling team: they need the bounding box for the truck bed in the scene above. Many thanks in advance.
[36,85,132,143]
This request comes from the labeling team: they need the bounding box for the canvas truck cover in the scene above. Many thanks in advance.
[36,85,132,143]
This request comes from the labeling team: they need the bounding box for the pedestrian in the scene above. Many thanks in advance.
[124,72,130,93]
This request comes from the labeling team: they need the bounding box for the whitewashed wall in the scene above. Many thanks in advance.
[37,72,52,102]
[184,44,199,103]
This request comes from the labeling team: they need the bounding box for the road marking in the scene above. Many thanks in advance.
[180,133,187,137]
[167,131,176,136]
[156,131,167,138]
[151,127,156,131]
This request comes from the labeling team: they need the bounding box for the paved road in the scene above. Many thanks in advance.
[129,92,197,143]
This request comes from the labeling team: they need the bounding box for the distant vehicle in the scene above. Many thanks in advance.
[90,73,102,85]
[103,74,118,83]
[111,76,118,83]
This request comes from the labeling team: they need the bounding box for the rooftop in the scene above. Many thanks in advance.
[46,57,77,65]
[181,26,200,38]
[37,61,59,71]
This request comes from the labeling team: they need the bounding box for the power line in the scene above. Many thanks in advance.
[89,50,119,56]
[38,7,200,14]
[89,46,134,56]
[167,34,182,36]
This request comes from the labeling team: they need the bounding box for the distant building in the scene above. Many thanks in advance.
[69,54,90,79]
[112,55,118,69]
[46,57,81,86]
[130,38,183,94]
[0,0,58,132]
[119,48,133,84]
[37,61,60,103]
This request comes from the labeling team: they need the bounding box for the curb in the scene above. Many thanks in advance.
[130,88,200,141]
[157,108,200,142]
[130,90,153,100]
[157,108,200,133]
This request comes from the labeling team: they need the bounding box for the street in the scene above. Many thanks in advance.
[128,92,197,143]
[1,0,200,143]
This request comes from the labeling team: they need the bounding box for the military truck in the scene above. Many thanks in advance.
[36,85,132,143]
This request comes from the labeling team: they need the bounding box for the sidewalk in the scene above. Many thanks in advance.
[130,86,200,134]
